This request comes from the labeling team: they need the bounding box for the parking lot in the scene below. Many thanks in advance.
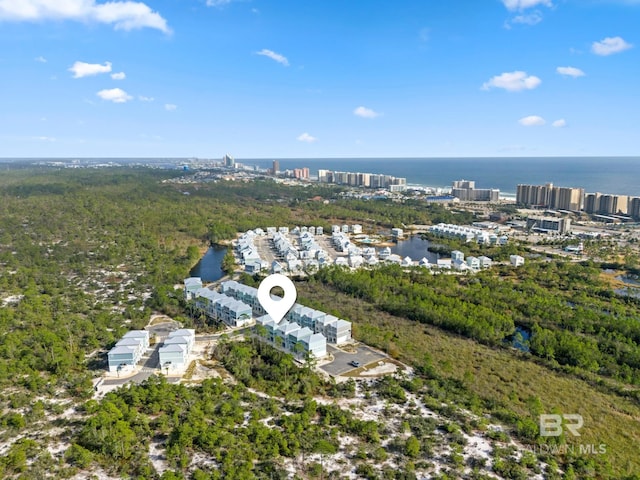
[321,344,387,376]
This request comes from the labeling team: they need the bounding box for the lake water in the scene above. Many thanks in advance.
[390,236,439,263]
[189,245,228,282]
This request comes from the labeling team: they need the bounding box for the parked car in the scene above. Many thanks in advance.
[349,360,361,368]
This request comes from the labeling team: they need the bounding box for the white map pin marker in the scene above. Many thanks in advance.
[257,274,297,324]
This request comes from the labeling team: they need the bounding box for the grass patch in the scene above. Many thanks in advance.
[296,281,640,477]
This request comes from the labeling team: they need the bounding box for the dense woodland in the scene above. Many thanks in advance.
[0,166,639,478]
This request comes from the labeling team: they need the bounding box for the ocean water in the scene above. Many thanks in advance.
[244,157,640,197]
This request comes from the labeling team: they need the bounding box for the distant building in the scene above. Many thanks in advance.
[451,179,500,202]
[223,154,235,168]
[526,216,571,235]
[584,192,601,214]
[316,169,406,189]
[391,228,403,239]
[630,197,640,220]
[516,183,583,211]
[272,160,280,174]
[599,194,628,215]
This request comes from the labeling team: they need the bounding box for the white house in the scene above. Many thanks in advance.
[466,256,480,270]
[107,330,149,373]
[184,277,203,300]
[451,250,465,262]
[325,319,352,345]
[510,255,525,267]
[478,256,493,269]
[401,256,414,267]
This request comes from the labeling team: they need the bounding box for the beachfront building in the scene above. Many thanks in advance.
[516,183,584,211]
[107,330,150,373]
[451,180,500,202]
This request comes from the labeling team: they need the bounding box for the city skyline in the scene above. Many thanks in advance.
[1,0,639,158]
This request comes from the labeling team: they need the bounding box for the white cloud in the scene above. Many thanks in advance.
[256,49,289,66]
[297,132,317,143]
[69,61,112,78]
[164,103,177,111]
[34,136,56,142]
[111,71,126,80]
[0,0,170,33]
[482,71,541,92]
[35,56,47,63]
[591,36,632,55]
[139,95,154,102]
[510,11,543,25]
[552,119,567,128]
[556,66,585,77]
[519,115,546,126]
[96,88,132,103]
[502,0,552,10]
[353,106,381,119]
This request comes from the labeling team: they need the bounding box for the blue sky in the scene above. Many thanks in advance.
[0,0,638,158]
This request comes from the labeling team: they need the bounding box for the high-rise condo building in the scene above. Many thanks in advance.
[452,179,500,202]
[223,154,235,168]
[629,197,640,220]
[599,194,628,215]
[272,160,280,174]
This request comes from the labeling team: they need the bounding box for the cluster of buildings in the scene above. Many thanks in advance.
[517,183,640,220]
[270,228,331,272]
[158,329,196,371]
[221,279,352,357]
[451,180,500,202]
[318,169,407,191]
[106,324,196,374]
[183,277,353,359]
[429,223,509,245]
[584,193,640,220]
[184,277,253,327]
[107,330,150,373]
[449,250,493,271]
[235,227,330,274]
[516,183,584,212]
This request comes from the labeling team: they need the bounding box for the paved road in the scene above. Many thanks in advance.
[321,344,387,376]
[102,343,173,387]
